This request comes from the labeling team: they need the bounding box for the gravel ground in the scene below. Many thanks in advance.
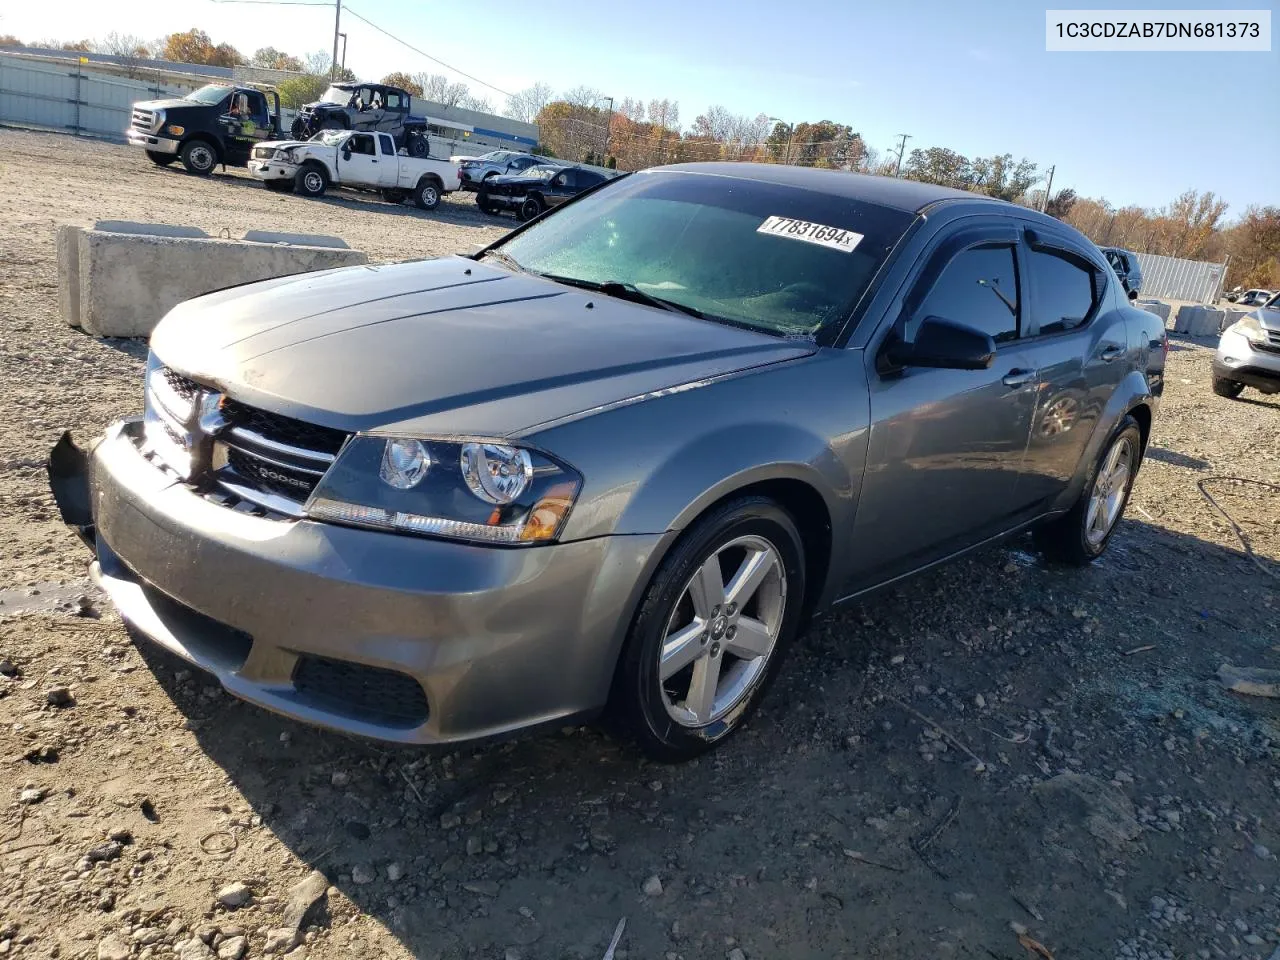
[1,128,1278,960]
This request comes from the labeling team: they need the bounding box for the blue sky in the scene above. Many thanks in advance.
[4,0,1276,213]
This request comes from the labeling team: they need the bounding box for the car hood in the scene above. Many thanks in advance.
[150,257,816,438]
[135,98,203,112]
[1252,305,1280,330]
[255,139,314,151]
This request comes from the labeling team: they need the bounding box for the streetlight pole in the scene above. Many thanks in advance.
[767,117,794,164]
[600,95,614,162]
[1040,164,1056,213]
[338,32,348,72]
[330,0,342,79]
[893,133,912,177]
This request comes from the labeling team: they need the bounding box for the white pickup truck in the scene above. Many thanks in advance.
[249,129,460,210]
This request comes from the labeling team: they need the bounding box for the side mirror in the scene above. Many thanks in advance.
[884,317,996,372]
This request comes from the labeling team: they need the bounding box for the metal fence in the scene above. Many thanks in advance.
[1132,251,1227,304]
[0,53,195,140]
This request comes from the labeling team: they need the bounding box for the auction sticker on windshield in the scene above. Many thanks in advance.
[756,216,864,253]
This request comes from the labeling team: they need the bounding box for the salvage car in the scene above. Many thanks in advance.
[290,81,431,157]
[1100,246,1143,300]
[455,150,552,191]
[1213,291,1280,398]
[249,129,459,209]
[49,164,1165,761]
[127,83,282,175]
[477,164,609,220]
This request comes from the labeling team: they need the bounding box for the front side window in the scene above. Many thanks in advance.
[496,170,916,339]
[556,170,578,189]
[349,134,375,155]
[1029,249,1097,334]
[911,245,1019,344]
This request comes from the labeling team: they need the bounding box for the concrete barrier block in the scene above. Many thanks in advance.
[57,224,83,328]
[1172,305,1194,334]
[74,229,368,338]
[93,221,209,239]
[1136,300,1171,325]
[1173,305,1225,338]
[240,230,350,249]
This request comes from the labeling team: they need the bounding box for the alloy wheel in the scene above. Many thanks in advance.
[303,171,324,194]
[1086,436,1132,546]
[658,535,787,727]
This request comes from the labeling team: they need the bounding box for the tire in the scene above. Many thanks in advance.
[413,178,441,210]
[1033,414,1143,566]
[518,195,544,222]
[476,190,496,215]
[405,132,428,158]
[294,163,327,198]
[610,496,807,762]
[380,188,406,204]
[146,150,176,167]
[179,140,217,176]
[263,179,293,193]
[1212,377,1245,399]
[290,117,307,140]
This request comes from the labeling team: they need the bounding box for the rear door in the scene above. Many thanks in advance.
[849,222,1039,585]
[1014,230,1130,507]
[337,133,381,185]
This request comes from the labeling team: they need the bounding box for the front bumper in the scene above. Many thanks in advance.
[54,420,668,745]
[249,159,298,181]
[484,192,523,209]
[1215,329,1280,393]
[127,129,180,154]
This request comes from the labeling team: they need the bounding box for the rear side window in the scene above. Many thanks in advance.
[911,244,1020,344]
[385,92,402,109]
[1029,249,1097,334]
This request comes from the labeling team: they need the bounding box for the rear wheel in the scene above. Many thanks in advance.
[413,178,441,210]
[610,496,806,762]
[179,140,217,176]
[146,150,176,167]
[1212,376,1245,398]
[518,195,544,222]
[294,164,327,198]
[1033,415,1142,565]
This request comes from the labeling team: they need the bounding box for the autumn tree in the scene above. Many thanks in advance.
[904,146,971,188]
[0,35,21,46]
[1222,206,1280,288]
[381,72,423,96]
[161,29,243,67]
[1044,188,1078,220]
[504,81,553,123]
[250,47,303,72]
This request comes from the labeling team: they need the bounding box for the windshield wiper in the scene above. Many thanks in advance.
[540,276,705,320]
[478,249,527,274]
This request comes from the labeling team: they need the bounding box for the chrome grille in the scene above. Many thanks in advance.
[143,366,349,520]
[131,108,156,133]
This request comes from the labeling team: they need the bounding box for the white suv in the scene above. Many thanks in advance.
[1213,292,1280,399]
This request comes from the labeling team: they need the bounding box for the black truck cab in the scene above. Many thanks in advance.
[127,83,282,175]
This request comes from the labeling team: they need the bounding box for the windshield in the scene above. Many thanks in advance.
[496,170,916,338]
[184,85,232,106]
[319,85,353,105]
[308,130,350,146]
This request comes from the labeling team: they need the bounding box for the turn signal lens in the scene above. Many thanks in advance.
[380,439,431,489]
[167,124,185,136]
[519,484,577,542]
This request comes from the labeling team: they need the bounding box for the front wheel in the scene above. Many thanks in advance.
[179,140,217,176]
[1033,415,1142,565]
[610,497,806,762]
[294,164,327,198]
[476,190,496,215]
[146,150,176,167]
[1212,376,1245,399]
[518,196,544,222]
[413,178,441,210]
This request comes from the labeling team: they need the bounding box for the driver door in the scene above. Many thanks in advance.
[847,224,1038,588]
[337,133,380,183]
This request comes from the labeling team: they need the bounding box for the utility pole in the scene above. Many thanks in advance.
[893,133,911,177]
[601,95,614,162]
[1040,164,1056,213]
[338,32,348,72]
[330,0,342,79]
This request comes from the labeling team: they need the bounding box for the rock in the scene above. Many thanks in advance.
[216,882,253,908]
[504,950,522,960]
[46,685,74,707]
[329,771,350,788]
[385,862,404,882]
[642,875,663,897]
[263,928,300,954]
[728,950,747,960]
[462,880,500,897]
[466,835,483,856]
[98,934,130,960]
[889,654,905,665]
[1243,934,1264,946]
[177,939,215,960]
[1159,809,1181,826]
[18,788,44,804]
[282,870,329,931]
[1253,843,1271,860]
[1032,773,1143,846]
[0,659,17,676]
[949,891,977,911]
[107,826,133,843]
[132,928,164,944]
[1217,663,1280,698]
[974,694,986,708]
[351,863,375,885]
[87,841,123,863]
[440,812,462,829]
[217,936,247,960]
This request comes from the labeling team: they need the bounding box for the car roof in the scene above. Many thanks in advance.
[646,162,1007,214]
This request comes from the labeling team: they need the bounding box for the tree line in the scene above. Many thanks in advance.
[5,29,1275,287]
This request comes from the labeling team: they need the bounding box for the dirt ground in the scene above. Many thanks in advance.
[1,128,1278,960]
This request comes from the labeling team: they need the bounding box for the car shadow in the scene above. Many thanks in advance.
[117,514,1280,959]
[1233,394,1280,410]
[1144,446,1210,470]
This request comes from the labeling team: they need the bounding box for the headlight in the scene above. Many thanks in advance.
[306,436,580,545]
[167,124,185,136]
[273,148,294,162]
[1232,315,1268,344]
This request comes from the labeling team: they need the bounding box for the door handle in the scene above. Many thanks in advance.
[1099,344,1123,362]
[1002,369,1036,388]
